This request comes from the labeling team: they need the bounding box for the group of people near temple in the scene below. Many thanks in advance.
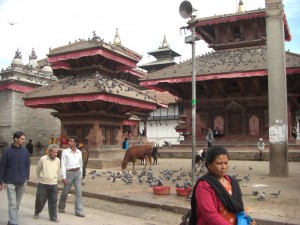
[0,131,85,225]
[1,126,296,224]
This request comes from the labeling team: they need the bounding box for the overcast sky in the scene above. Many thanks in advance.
[0,0,299,70]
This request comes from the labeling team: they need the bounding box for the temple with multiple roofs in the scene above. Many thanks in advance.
[140,1,300,141]
[23,30,166,157]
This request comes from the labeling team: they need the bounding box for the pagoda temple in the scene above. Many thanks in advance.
[23,30,166,156]
[139,35,181,73]
[0,48,60,153]
[140,2,300,141]
[139,36,183,146]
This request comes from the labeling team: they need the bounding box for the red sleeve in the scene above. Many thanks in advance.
[195,181,232,225]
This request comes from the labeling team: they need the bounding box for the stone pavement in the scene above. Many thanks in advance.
[26,159,300,225]
[0,186,180,225]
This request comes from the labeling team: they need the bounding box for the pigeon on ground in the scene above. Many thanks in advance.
[244,175,251,181]
[183,179,192,189]
[249,166,253,170]
[176,183,182,188]
[252,190,259,196]
[232,166,237,170]
[257,192,266,201]
[138,177,144,184]
[157,179,164,186]
[270,190,281,197]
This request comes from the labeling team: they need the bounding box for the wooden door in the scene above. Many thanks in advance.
[228,113,242,135]
[105,128,112,145]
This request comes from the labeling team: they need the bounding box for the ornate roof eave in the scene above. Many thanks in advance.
[23,93,159,110]
[140,67,300,88]
[139,59,176,68]
[116,66,145,78]
[209,38,266,50]
[48,36,142,64]
[48,48,138,68]
[147,48,181,58]
[140,47,300,86]
[190,9,292,42]
[22,72,166,110]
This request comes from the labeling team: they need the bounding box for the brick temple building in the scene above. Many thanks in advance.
[140,3,300,141]
[23,30,166,156]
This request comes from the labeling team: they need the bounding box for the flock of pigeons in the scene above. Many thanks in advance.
[88,168,193,190]
[230,165,281,201]
[88,164,281,201]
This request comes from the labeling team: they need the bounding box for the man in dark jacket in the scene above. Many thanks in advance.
[0,131,30,225]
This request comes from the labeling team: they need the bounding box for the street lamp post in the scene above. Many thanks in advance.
[179,0,197,187]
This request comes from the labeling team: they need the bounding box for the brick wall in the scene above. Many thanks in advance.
[0,90,61,155]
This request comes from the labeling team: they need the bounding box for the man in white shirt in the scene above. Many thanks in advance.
[34,144,60,222]
[58,136,84,217]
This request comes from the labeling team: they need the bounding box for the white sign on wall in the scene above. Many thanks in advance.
[269,120,287,143]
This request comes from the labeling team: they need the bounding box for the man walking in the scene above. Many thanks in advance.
[58,136,85,217]
[0,131,30,225]
[34,144,60,222]
[206,128,214,148]
[25,139,34,156]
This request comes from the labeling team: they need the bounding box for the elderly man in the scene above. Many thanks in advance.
[58,136,84,217]
[257,138,265,161]
[34,144,60,222]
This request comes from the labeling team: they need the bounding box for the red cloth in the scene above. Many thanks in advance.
[195,175,233,225]
[59,136,68,145]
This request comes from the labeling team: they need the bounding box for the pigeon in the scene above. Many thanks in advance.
[176,183,182,188]
[157,179,164,186]
[257,192,266,201]
[232,166,237,170]
[183,179,192,189]
[137,177,144,184]
[244,175,250,181]
[270,190,281,197]
[252,190,259,196]
[249,166,253,170]
[8,21,17,25]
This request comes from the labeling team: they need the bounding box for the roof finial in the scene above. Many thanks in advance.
[160,35,169,49]
[238,0,245,13]
[29,48,37,60]
[14,48,22,59]
[113,28,121,45]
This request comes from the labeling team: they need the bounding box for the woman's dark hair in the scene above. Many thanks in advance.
[13,131,25,141]
[205,146,229,168]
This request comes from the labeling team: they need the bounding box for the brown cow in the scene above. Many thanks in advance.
[122,145,152,170]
